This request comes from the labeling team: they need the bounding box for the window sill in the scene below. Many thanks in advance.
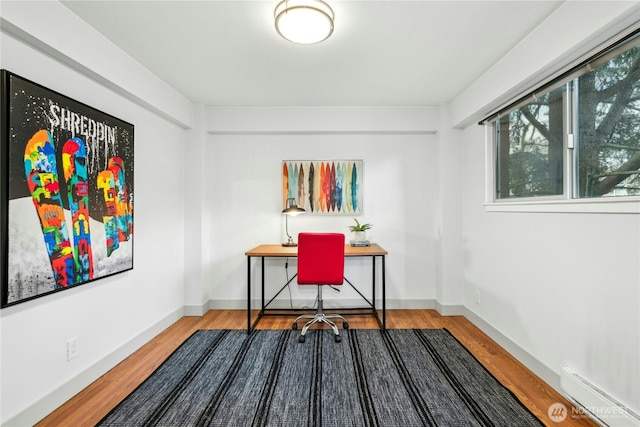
[484,197,640,214]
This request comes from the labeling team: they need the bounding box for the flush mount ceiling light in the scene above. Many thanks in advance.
[274,0,334,44]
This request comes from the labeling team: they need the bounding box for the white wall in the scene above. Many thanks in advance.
[183,104,210,312]
[203,108,440,310]
[452,1,640,416]
[460,123,640,415]
[0,3,190,425]
[434,105,465,312]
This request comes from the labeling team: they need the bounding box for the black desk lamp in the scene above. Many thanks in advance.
[282,197,305,246]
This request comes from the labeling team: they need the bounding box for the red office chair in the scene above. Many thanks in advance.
[293,232,349,343]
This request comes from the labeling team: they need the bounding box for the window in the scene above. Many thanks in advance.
[576,44,640,197]
[489,32,640,204]
[496,86,565,199]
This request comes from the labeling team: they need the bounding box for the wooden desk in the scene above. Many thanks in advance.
[245,244,388,334]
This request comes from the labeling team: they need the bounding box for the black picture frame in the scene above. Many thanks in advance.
[1,70,134,308]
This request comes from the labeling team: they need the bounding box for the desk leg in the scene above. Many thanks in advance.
[247,255,251,334]
[371,256,376,317]
[261,256,265,315]
[247,256,267,334]
[382,255,386,331]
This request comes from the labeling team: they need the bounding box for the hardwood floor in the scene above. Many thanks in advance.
[36,310,597,427]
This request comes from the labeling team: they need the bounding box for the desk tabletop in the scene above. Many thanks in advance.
[246,243,387,257]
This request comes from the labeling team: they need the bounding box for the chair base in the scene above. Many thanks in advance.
[293,286,348,343]
[293,313,349,343]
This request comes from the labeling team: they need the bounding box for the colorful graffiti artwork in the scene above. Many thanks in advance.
[282,160,363,214]
[62,137,94,282]
[1,70,134,307]
[97,157,133,256]
[25,130,133,288]
[24,130,75,287]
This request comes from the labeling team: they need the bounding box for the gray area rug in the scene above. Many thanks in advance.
[98,329,543,426]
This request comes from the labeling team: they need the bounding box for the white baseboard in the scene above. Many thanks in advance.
[435,302,558,391]
[461,308,560,391]
[208,298,434,310]
[434,301,466,316]
[184,302,209,316]
[208,299,247,310]
[3,307,184,427]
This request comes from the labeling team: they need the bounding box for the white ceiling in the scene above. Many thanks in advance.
[60,0,563,107]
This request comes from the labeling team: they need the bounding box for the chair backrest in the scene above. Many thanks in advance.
[297,233,345,285]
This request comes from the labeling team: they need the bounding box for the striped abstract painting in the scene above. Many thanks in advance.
[282,160,363,214]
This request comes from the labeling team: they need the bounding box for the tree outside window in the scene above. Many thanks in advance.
[496,87,564,199]
[577,44,640,197]
[494,37,640,200]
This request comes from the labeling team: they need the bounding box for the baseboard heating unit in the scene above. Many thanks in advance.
[560,366,640,427]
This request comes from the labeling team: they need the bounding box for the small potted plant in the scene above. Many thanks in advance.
[348,218,372,242]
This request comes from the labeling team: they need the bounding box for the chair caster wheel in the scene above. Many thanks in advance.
[343,321,349,329]
[292,322,298,330]
[298,335,306,343]
[335,334,342,343]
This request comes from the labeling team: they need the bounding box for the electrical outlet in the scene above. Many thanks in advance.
[474,290,480,305]
[67,337,78,361]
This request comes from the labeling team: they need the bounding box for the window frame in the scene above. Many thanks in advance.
[482,29,640,214]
